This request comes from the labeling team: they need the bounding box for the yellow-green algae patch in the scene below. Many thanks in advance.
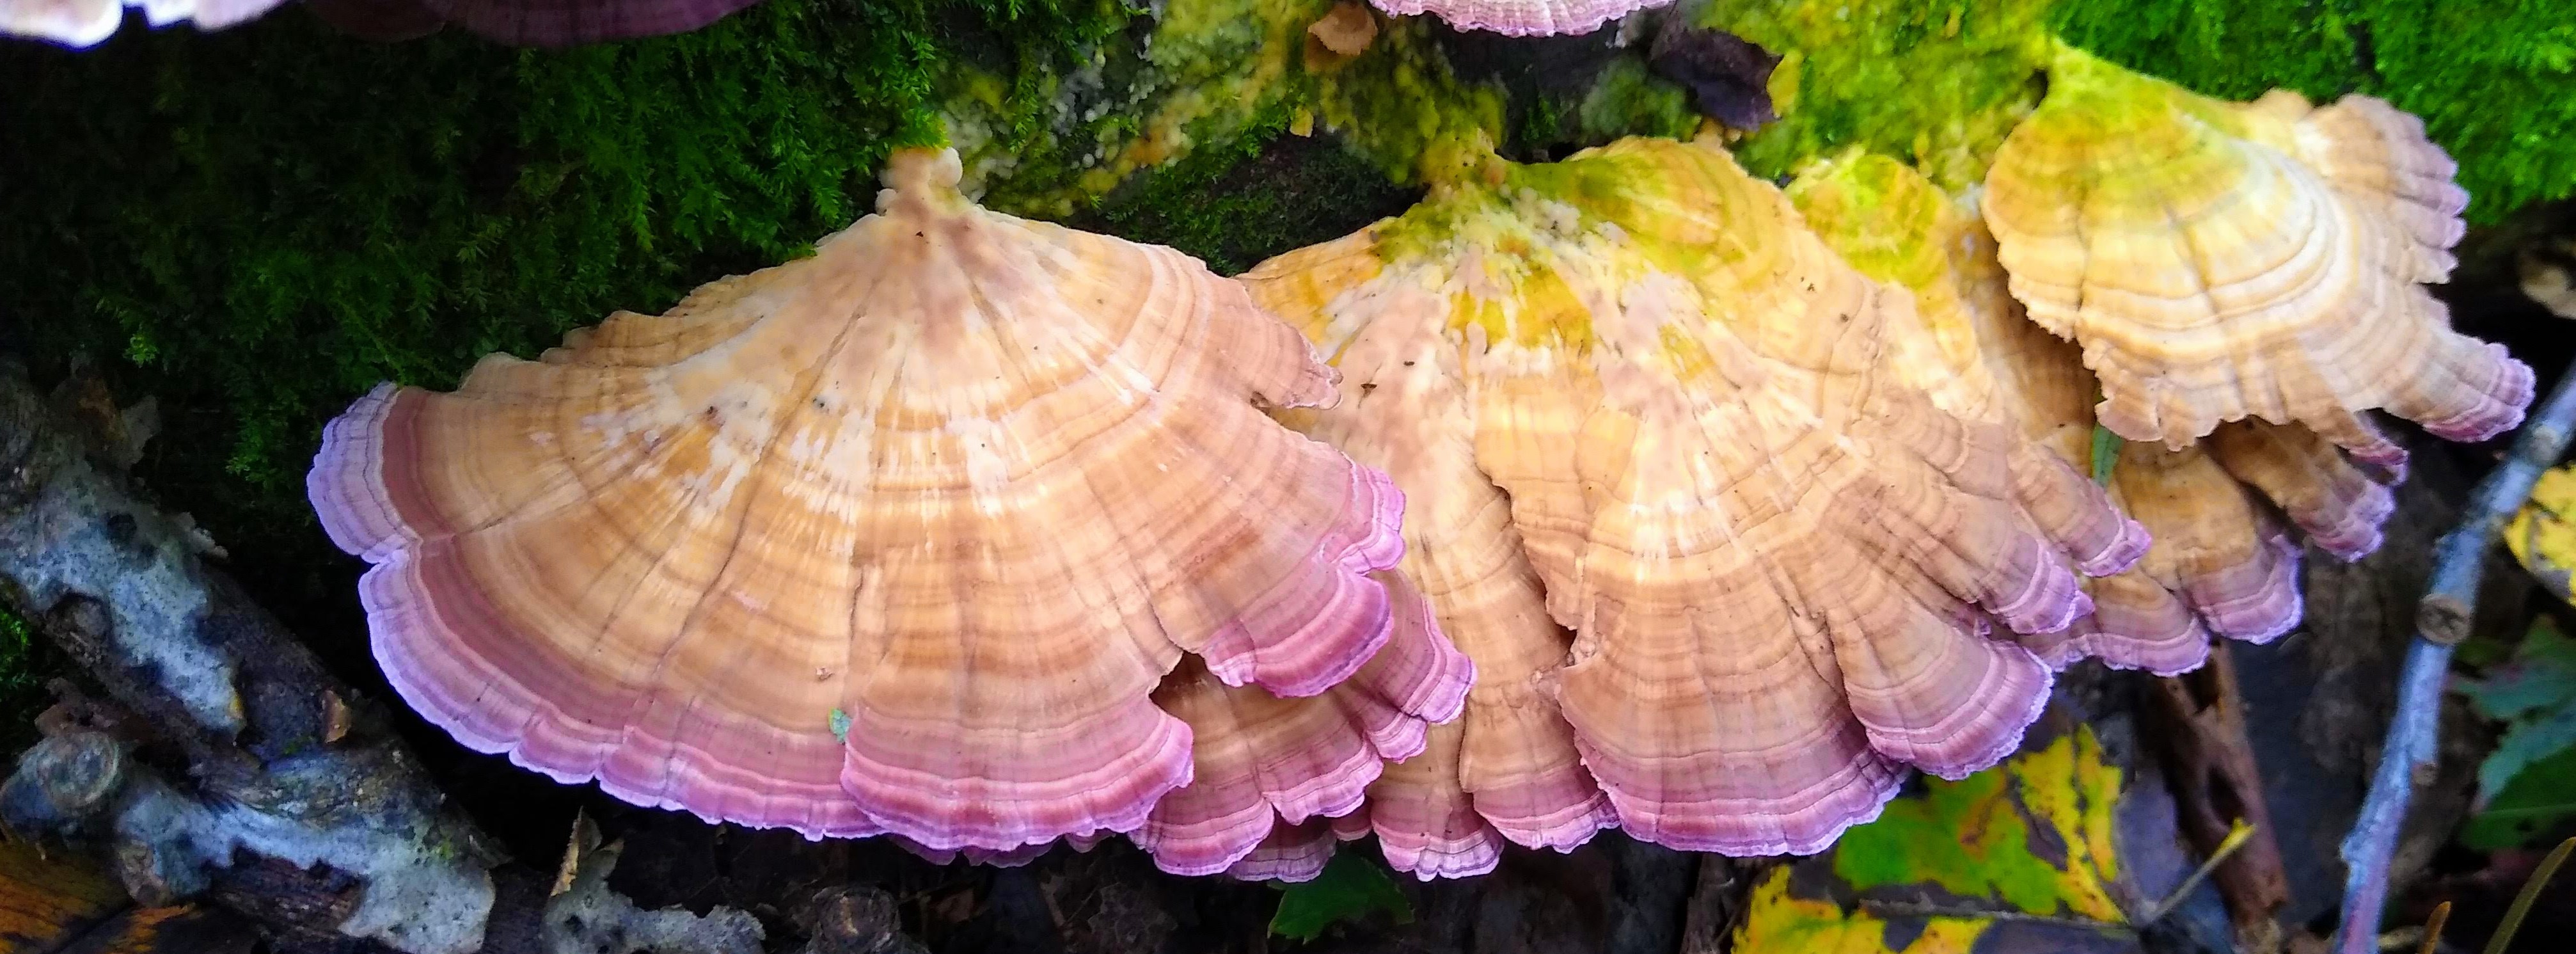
[1785,148,1979,372]
[1785,150,1955,299]
[958,0,1508,218]
[1363,136,1834,363]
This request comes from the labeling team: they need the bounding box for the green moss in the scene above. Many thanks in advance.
[1073,104,1421,275]
[0,607,56,754]
[1308,17,1513,184]
[2051,0,2576,223]
[0,0,1532,603]
[1702,0,2576,219]
[1576,58,1699,149]
[2049,0,2360,100]
[0,0,1134,567]
[1706,0,2054,190]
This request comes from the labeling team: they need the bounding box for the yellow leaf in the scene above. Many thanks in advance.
[2506,464,2576,603]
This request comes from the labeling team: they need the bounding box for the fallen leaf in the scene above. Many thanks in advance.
[1734,724,2141,953]
[1270,849,1412,942]
[2503,466,2576,601]
[2459,619,2576,846]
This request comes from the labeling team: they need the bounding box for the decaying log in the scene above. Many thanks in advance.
[790,885,928,954]
[0,360,498,953]
[2145,650,2293,954]
[1675,857,1744,954]
[0,362,764,954]
[0,832,259,954]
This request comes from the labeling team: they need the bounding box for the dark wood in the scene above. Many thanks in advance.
[2147,649,2294,954]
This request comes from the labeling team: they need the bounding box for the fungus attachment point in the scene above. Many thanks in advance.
[1248,136,2133,859]
[310,146,1407,852]
[1983,45,2533,464]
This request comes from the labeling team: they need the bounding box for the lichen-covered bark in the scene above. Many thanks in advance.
[0,362,497,954]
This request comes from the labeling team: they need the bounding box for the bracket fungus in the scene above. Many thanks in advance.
[3,0,284,47]
[1794,148,2405,677]
[297,0,763,45]
[1242,135,2145,858]
[1366,0,1670,39]
[308,147,1416,854]
[1245,242,1621,877]
[1134,572,1471,878]
[397,0,765,45]
[1984,44,2533,467]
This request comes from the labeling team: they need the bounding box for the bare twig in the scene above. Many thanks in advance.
[2416,901,2449,954]
[2138,818,2257,926]
[2335,360,2576,953]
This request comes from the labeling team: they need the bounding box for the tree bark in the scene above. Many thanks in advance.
[0,361,504,954]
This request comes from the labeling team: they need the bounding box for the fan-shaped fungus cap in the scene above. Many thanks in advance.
[308,147,1408,852]
[1132,572,1471,877]
[1244,136,2135,857]
[1983,44,2532,465]
[408,0,762,45]
[1224,814,1373,883]
[1792,149,2401,674]
[1367,0,1672,38]
[4,0,284,47]
[1950,189,2395,655]
[1243,227,1619,878]
[1787,151,2206,676]
[2071,418,2390,657]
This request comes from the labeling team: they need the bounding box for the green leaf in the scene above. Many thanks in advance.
[1269,850,1413,943]
[2465,746,2576,850]
[2089,424,2122,486]
[2459,621,2576,722]
[2481,708,2576,807]
[1735,726,2133,953]
[2458,620,2576,814]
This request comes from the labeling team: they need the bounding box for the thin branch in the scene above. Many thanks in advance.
[2138,818,2257,926]
[2417,901,2450,954]
[2335,359,2576,954]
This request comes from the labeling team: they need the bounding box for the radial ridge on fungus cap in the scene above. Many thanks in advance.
[1244,134,2144,857]
[306,146,1411,852]
[1983,43,2534,468]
